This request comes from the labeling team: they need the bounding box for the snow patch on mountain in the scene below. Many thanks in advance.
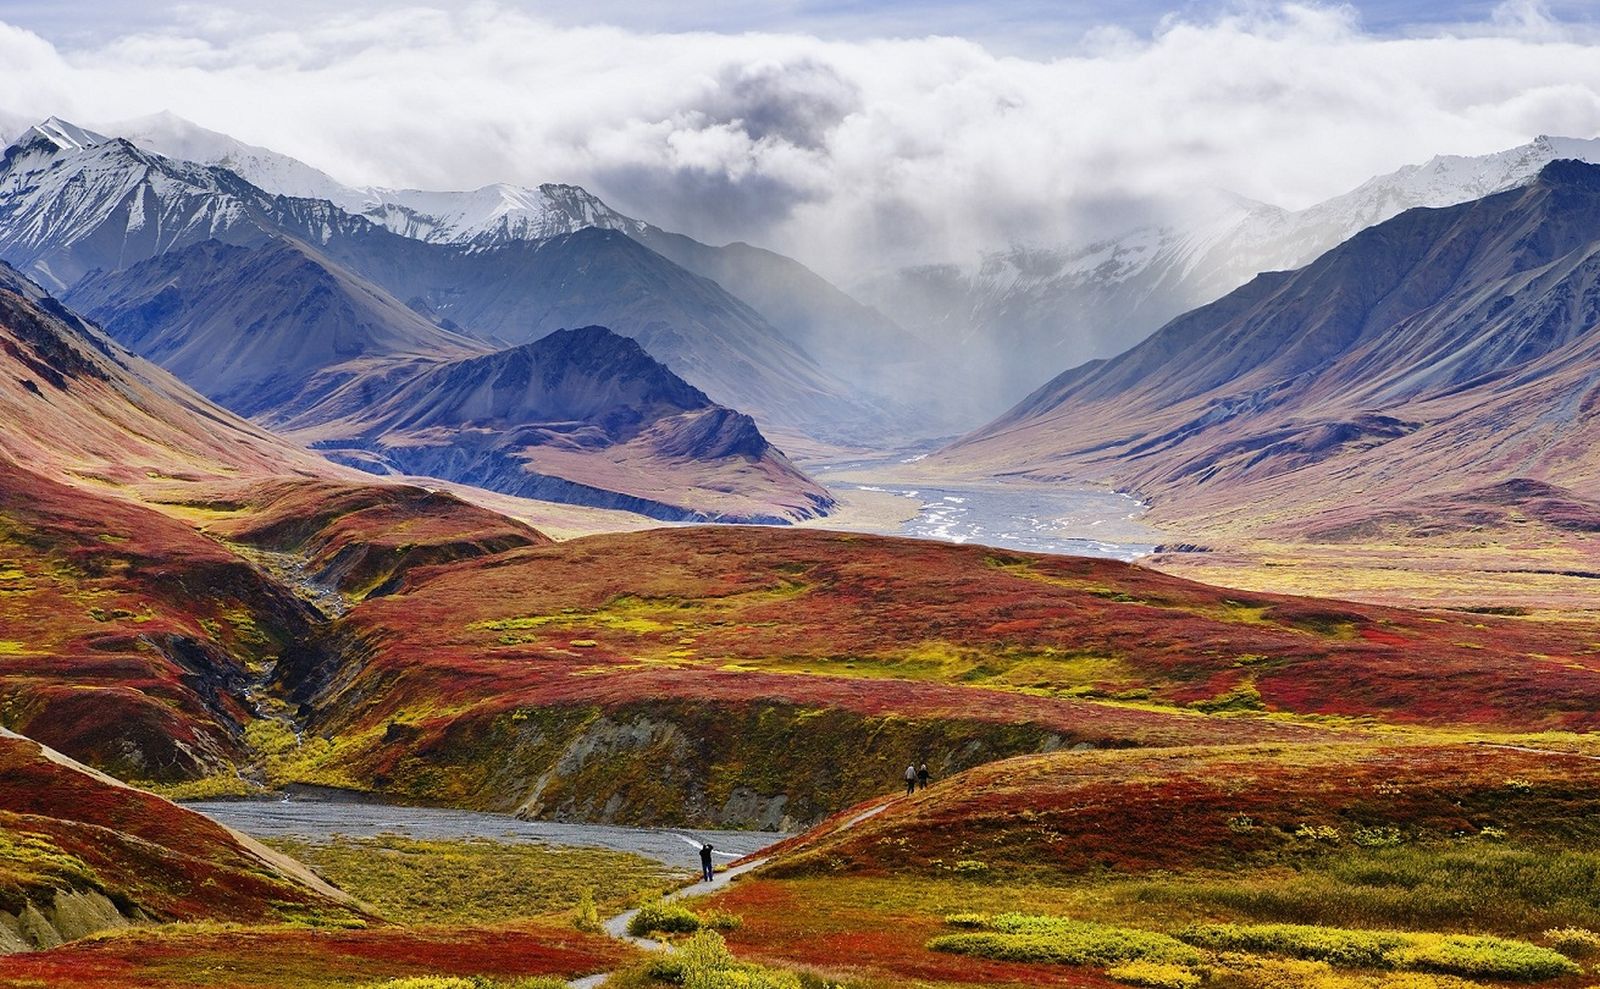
[362,182,650,247]
[108,111,375,213]
[100,112,652,249]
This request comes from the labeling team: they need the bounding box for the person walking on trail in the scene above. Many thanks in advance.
[917,763,931,791]
[904,763,917,796]
[699,841,715,882]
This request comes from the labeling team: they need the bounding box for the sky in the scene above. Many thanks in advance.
[1,1,1599,277]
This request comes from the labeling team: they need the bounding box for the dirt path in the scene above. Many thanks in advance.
[571,797,895,987]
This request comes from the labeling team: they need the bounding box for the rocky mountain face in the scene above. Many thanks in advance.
[944,160,1600,533]
[279,325,835,523]
[0,121,849,520]
[860,135,1600,414]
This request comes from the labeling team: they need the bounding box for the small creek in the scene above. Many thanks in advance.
[187,794,788,869]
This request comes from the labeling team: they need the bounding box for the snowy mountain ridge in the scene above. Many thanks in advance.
[104,112,653,249]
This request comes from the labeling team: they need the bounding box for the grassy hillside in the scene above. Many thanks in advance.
[246,526,1600,827]
[0,729,360,951]
[699,740,1600,989]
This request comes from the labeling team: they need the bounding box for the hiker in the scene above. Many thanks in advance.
[699,841,715,882]
[917,763,931,790]
[904,763,917,796]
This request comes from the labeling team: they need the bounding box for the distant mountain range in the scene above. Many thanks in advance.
[0,118,876,520]
[860,135,1600,414]
[82,113,932,436]
[943,159,1600,538]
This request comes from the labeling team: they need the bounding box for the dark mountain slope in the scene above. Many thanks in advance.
[280,325,835,523]
[65,237,486,415]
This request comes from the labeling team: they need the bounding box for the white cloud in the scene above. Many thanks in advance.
[1,2,1599,279]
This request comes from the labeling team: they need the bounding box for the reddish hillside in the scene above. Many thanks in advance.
[0,920,631,987]
[755,741,1600,878]
[0,260,325,489]
[0,464,322,779]
[270,527,1600,826]
[195,478,551,598]
[0,729,358,951]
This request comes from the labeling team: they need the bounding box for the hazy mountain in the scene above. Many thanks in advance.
[278,325,835,523]
[861,135,1600,413]
[0,118,890,444]
[108,113,933,430]
[944,160,1600,528]
[59,233,831,520]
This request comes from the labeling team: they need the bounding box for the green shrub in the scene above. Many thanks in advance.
[572,887,601,933]
[1178,923,1577,980]
[701,908,744,931]
[1107,961,1204,989]
[1294,825,1342,844]
[631,900,705,937]
[628,900,743,938]
[1544,927,1600,959]
[647,929,736,982]
[1181,923,1408,967]
[929,914,1204,967]
[1352,827,1404,848]
[1391,936,1578,980]
[645,931,804,989]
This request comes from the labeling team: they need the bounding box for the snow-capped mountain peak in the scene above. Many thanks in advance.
[94,111,653,248]
[0,118,262,291]
[104,111,375,214]
[24,116,111,153]
[361,180,651,247]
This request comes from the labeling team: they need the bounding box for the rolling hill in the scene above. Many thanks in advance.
[0,728,360,952]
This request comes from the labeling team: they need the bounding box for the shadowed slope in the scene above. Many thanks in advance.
[65,238,486,416]
[279,325,835,523]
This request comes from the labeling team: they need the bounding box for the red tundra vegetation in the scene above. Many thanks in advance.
[0,730,357,931]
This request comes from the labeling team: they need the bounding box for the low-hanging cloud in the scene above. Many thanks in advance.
[2,1,1599,280]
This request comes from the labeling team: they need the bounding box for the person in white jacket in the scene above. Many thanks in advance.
[904,763,917,796]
